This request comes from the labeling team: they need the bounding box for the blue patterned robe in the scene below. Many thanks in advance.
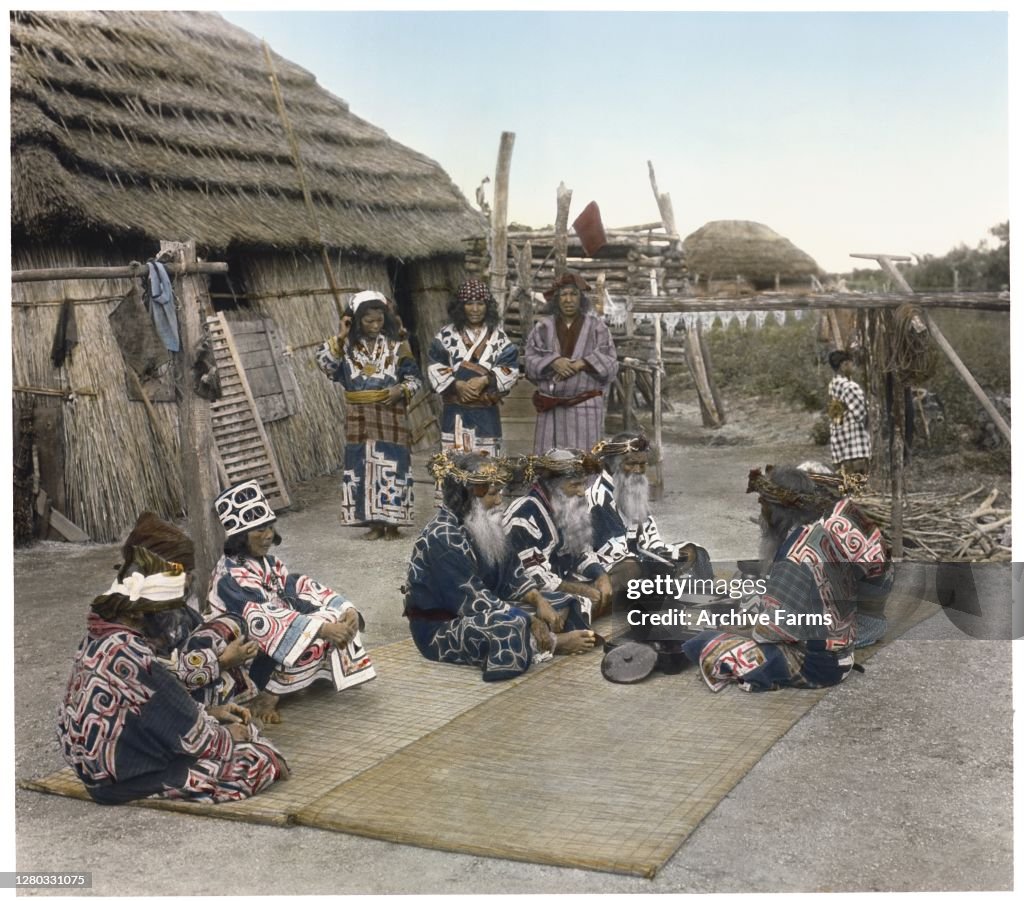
[504,485,606,591]
[427,323,519,455]
[683,520,860,692]
[405,507,590,681]
[58,614,286,805]
[208,554,375,695]
[317,335,423,525]
[588,471,714,580]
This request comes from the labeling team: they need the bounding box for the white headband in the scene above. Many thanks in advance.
[350,290,387,314]
[106,570,187,603]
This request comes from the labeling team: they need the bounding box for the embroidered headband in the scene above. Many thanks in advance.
[455,279,492,304]
[542,271,591,301]
[215,479,276,537]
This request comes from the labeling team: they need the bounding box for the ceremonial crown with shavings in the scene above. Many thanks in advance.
[746,466,832,513]
[427,451,514,488]
[592,433,650,459]
[533,447,603,479]
[215,479,276,537]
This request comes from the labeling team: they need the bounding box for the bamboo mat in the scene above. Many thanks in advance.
[21,639,571,823]
[296,591,937,877]
[23,593,934,873]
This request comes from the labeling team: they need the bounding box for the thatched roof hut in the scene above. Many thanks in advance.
[11,9,485,541]
[682,220,823,290]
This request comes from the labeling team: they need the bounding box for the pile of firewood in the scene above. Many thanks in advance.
[855,486,1011,562]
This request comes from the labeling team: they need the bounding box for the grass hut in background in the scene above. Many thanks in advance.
[11,9,485,542]
[682,220,823,293]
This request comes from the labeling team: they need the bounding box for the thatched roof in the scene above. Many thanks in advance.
[10,10,485,258]
[682,220,823,284]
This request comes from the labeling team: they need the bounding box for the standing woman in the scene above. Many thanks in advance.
[317,290,423,540]
[427,279,519,456]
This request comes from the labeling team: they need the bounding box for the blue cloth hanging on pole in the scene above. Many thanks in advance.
[146,261,181,352]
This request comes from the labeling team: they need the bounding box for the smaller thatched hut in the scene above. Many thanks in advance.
[682,220,823,291]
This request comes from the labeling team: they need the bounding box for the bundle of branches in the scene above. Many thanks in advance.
[854,485,1010,562]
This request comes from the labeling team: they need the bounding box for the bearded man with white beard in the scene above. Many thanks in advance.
[681,465,862,692]
[589,433,714,586]
[504,448,633,619]
[404,452,596,681]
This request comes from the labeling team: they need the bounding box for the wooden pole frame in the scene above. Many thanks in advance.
[490,131,515,317]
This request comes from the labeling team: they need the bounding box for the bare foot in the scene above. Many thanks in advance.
[364,525,385,541]
[383,526,401,541]
[250,692,282,724]
[556,630,597,655]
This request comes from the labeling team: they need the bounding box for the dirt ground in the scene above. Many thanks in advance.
[11,395,1013,894]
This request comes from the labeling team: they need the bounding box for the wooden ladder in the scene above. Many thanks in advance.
[206,313,290,510]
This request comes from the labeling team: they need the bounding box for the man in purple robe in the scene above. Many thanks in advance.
[525,272,618,455]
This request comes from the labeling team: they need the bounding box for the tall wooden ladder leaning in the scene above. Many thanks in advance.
[206,312,291,511]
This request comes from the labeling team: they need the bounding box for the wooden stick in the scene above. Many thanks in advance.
[922,312,1011,445]
[13,385,97,398]
[629,292,1008,313]
[262,40,345,320]
[490,131,515,317]
[12,263,228,283]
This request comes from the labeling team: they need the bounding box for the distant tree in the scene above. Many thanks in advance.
[836,223,1009,292]
[985,221,1010,290]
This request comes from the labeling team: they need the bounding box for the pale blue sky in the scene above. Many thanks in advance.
[221,9,1009,273]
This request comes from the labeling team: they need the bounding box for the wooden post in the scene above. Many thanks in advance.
[923,313,1011,444]
[852,253,914,559]
[647,160,724,426]
[651,269,665,500]
[515,238,534,335]
[162,239,224,607]
[623,298,636,431]
[553,182,572,279]
[491,131,515,317]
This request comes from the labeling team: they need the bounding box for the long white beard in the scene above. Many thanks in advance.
[549,490,594,557]
[759,513,782,576]
[465,502,509,569]
[613,470,651,528]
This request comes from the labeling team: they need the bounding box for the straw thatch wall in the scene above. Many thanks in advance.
[682,220,823,288]
[13,243,185,542]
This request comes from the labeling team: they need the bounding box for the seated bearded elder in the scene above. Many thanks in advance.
[404,451,596,681]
